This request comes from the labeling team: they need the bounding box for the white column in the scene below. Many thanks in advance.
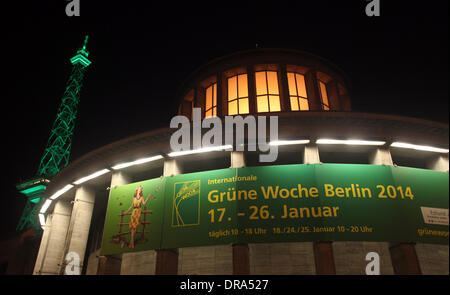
[33,214,52,274]
[303,145,336,274]
[248,148,317,274]
[369,147,393,165]
[103,171,132,275]
[303,145,320,164]
[85,172,130,275]
[175,156,233,274]
[261,145,318,274]
[333,147,395,274]
[33,200,72,275]
[163,158,182,176]
[111,170,133,187]
[426,155,449,172]
[231,151,246,168]
[60,186,95,274]
[153,158,183,274]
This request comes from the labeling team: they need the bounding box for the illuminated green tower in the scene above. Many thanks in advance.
[16,36,92,233]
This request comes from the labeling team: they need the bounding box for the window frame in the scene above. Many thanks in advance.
[318,79,330,111]
[287,72,309,111]
[255,70,281,113]
[227,73,249,115]
[204,82,218,118]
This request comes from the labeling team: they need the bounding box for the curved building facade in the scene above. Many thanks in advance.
[33,49,449,275]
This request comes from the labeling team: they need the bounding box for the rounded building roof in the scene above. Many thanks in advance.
[178,48,351,98]
[176,48,353,119]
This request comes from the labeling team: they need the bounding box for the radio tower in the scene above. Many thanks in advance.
[16,36,92,234]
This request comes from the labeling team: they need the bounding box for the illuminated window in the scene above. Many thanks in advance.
[287,72,309,111]
[255,71,281,113]
[318,80,330,111]
[205,83,217,118]
[228,74,249,115]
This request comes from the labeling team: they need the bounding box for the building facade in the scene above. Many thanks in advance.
[32,49,449,275]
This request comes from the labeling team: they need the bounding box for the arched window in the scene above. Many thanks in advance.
[205,83,217,118]
[228,74,249,115]
[287,72,309,111]
[254,71,281,113]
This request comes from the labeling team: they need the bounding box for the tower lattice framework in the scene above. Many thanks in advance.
[16,36,92,233]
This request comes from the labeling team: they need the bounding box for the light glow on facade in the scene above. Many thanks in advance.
[168,145,233,157]
[391,142,449,153]
[73,169,111,185]
[38,214,46,227]
[316,139,386,146]
[269,139,310,146]
[39,199,52,214]
[49,184,74,200]
[112,155,164,170]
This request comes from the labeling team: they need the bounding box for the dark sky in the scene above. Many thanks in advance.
[2,1,448,237]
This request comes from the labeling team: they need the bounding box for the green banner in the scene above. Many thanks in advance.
[100,164,449,255]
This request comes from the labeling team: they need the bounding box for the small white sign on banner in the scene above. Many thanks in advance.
[420,207,449,226]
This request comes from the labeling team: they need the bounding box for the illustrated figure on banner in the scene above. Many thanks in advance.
[124,185,153,249]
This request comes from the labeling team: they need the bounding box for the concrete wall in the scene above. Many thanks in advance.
[178,245,233,275]
[121,250,157,275]
[249,242,315,274]
[415,243,449,275]
[333,242,394,275]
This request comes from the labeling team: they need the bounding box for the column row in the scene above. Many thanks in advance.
[34,147,448,275]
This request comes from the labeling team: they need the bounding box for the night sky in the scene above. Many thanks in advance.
[2,1,448,238]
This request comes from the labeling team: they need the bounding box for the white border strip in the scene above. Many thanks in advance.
[316,139,386,146]
[168,145,232,157]
[391,142,449,153]
[112,155,163,170]
[73,169,111,185]
[50,184,74,200]
[269,140,310,146]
